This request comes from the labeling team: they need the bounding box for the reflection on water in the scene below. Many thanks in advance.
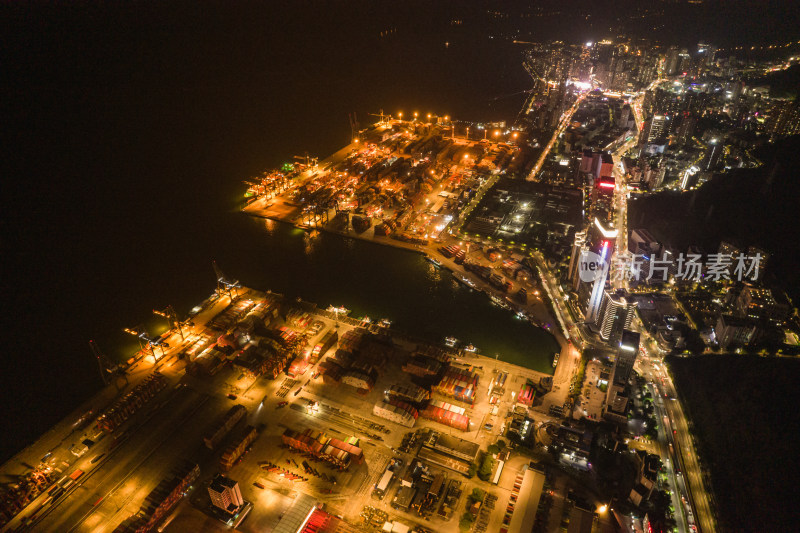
[240,218,559,373]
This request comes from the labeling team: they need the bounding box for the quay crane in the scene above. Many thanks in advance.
[89,340,128,389]
[369,109,390,126]
[349,111,361,142]
[153,305,185,340]
[213,261,241,299]
[123,324,168,362]
[293,152,319,169]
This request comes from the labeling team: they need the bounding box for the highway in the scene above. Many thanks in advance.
[609,79,715,532]
[612,79,716,532]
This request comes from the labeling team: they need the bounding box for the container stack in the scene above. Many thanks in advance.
[386,383,430,404]
[402,356,442,378]
[518,383,536,406]
[287,356,310,377]
[203,405,246,450]
[96,372,167,432]
[281,428,363,470]
[420,399,469,431]
[287,309,312,329]
[338,329,365,353]
[112,461,199,533]
[434,367,479,405]
[373,399,419,428]
[220,425,258,471]
[310,331,338,362]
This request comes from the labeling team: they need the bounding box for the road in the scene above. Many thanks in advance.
[527,93,586,181]
[610,79,715,532]
[34,387,219,532]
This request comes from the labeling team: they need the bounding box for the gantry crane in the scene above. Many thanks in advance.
[293,152,319,168]
[213,261,241,299]
[90,340,127,389]
[369,109,390,126]
[349,112,361,141]
[153,304,184,340]
[123,324,168,362]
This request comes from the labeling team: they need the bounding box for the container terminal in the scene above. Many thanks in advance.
[0,282,577,533]
[241,114,571,350]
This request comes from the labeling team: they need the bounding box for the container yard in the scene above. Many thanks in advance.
[419,399,470,432]
[281,427,364,470]
[220,425,259,471]
[241,118,508,250]
[112,460,199,533]
[433,367,479,405]
[4,285,557,533]
[518,381,536,406]
[203,405,246,450]
[386,383,431,404]
[95,372,167,432]
[373,398,419,428]
[0,468,53,527]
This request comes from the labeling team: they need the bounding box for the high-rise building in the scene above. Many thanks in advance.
[585,240,612,324]
[592,152,614,180]
[735,286,789,324]
[612,330,640,386]
[209,475,244,514]
[715,314,760,349]
[604,330,640,423]
[640,115,668,145]
[567,230,588,291]
[598,290,636,346]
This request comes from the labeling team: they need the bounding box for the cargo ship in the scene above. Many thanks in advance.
[453,272,475,289]
[425,256,442,268]
[489,294,511,310]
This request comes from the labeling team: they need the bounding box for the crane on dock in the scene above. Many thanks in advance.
[213,261,241,299]
[349,112,361,142]
[123,325,168,362]
[89,340,127,389]
[369,109,390,126]
[153,305,185,340]
[293,152,319,169]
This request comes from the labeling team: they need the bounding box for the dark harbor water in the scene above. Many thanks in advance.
[1,3,553,462]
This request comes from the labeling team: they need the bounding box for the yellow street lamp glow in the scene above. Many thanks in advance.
[598,504,608,514]
[414,112,418,118]
[427,113,431,119]
[398,112,403,119]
